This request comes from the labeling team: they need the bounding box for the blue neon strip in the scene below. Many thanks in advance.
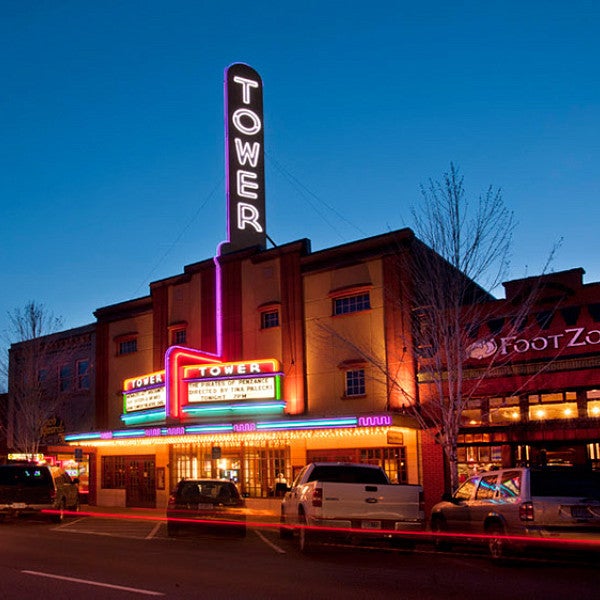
[185,424,234,434]
[65,432,103,441]
[257,417,358,430]
[66,416,359,443]
[113,429,147,438]
[121,409,166,423]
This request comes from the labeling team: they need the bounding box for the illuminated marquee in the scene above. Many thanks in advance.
[222,63,266,253]
[183,359,282,405]
[188,377,276,403]
[122,370,166,414]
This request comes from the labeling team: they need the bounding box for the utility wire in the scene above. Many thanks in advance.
[266,152,368,241]
[132,176,224,297]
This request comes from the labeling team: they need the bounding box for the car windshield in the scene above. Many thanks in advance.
[0,466,52,486]
[530,470,600,498]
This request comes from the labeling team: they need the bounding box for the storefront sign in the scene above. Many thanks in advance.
[122,370,166,413]
[188,376,276,403]
[467,326,600,361]
[123,371,165,392]
[124,386,166,412]
[223,63,266,253]
[183,359,278,380]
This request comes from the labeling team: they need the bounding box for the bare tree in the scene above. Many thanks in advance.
[318,165,556,492]
[406,164,515,491]
[2,301,65,458]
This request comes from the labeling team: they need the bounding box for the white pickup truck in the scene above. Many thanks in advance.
[279,462,425,552]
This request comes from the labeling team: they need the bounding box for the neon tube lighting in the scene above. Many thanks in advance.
[185,424,234,433]
[256,417,358,430]
[184,372,283,384]
[182,402,285,416]
[113,429,147,438]
[65,432,103,442]
[65,415,372,444]
[121,410,166,425]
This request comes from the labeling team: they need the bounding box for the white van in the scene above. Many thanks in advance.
[430,467,600,559]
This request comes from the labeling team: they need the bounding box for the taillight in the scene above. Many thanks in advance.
[167,493,177,507]
[312,487,323,508]
[519,501,534,521]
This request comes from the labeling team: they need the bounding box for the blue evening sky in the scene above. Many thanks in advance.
[1,0,599,341]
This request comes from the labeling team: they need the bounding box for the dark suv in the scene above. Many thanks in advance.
[0,463,80,522]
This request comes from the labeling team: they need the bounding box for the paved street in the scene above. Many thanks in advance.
[0,510,598,599]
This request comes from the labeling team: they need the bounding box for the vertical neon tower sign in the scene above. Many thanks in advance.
[222,63,266,254]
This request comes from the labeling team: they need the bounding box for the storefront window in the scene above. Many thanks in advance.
[489,396,521,424]
[461,399,482,426]
[102,456,126,489]
[170,441,290,498]
[528,392,578,421]
[587,390,600,418]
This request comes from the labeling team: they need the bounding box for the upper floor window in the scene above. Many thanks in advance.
[333,292,371,316]
[258,302,281,330]
[76,359,90,390]
[345,369,366,397]
[118,339,137,355]
[173,328,187,345]
[169,322,188,346]
[261,310,280,329]
[59,364,72,392]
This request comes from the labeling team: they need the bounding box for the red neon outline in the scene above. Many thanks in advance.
[165,346,222,419]
[182,358,280,380]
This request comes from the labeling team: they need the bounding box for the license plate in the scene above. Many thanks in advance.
[571,506,591,519]
[11,503,26,509]
[361,520,381,529]
[198,503,213,510]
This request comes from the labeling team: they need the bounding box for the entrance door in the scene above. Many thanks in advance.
[125,456,156,508]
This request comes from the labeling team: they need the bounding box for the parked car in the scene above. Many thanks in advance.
[0,463,80,522]
[430,466,600,559]
[280,462,425,552]
[167,479,246,538]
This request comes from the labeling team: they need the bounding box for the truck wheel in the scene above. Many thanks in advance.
[486,522,506,561]
[299,514,313,553]
[279,511,293,539]
[431,515,451,552]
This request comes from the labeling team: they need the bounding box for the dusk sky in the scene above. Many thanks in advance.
[2,1,599,346]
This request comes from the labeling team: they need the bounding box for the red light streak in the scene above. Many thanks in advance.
[40,509,600,550]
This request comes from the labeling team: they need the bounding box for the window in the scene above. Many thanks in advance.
[59,364,72,392]
[360,447,408,484]
[102,456,126,489]
[528,391,578,421]
[333,292,371,316]
[454,478,477,500]
[476,474,498,499]
[261,309,280,329]
[173,329,187,345]
[118,339,137,355]
[76,359,90,390]
[498,471,521,499]
[345,369,365,397]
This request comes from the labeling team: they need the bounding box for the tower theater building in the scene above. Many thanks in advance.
[68,228,448,508]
